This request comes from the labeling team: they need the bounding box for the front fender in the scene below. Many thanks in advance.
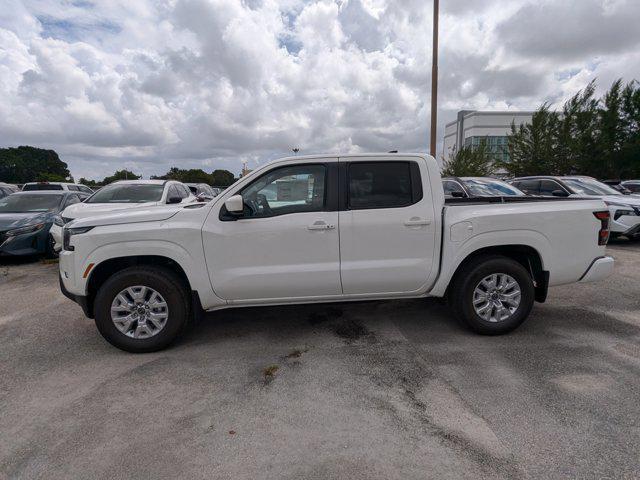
[74,239,224,310]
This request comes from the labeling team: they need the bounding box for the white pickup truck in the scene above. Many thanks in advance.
[59,154,615,352]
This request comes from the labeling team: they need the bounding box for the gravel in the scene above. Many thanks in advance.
[1,240,639,479]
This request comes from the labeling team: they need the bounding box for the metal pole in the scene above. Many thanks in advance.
[430,0,439,157]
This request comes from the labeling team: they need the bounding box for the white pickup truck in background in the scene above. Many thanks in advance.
[59,154,614,352]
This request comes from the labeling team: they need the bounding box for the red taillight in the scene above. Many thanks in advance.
[594,211,610,245]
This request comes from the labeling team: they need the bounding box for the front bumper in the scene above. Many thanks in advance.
[579,256,615,283]
[59,273,93,318]
[0,227,49,256]
[620,223,640,238]
[610,211,640,236]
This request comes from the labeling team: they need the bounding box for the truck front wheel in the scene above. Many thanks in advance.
[449,255,535,335]
[93,266,190,352]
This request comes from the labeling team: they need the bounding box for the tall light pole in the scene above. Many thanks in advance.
[429,0,439,157]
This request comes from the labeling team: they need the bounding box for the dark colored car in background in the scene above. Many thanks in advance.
[621,180,640,193]
[0,191,85,257]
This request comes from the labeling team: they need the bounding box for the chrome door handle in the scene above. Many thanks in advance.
[307,221,335,230]
[404,218,431,227]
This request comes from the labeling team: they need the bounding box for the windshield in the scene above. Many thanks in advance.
[86,184,164,203]
[563,178,621,196]
[461,178,525,196]
[0,194,63,213]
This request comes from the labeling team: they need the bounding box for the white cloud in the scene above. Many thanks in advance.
[0,0,639,180]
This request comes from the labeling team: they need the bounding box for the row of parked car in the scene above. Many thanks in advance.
[442,175,640,240]
[0,180,223,257]
[1,172,638,260]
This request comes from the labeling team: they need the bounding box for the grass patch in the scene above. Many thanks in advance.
[285,346,309,359]
[263,364,279,378]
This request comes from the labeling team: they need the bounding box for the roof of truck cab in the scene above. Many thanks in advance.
[272,153,430,162]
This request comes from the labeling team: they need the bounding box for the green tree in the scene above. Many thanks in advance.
[504,79,640,179]
[563,81,600,176]
[613,80,640,178]
[210,169,235,186]
[502,106,563,177]
[442,142,494,177]
[78,177,99,188]
[152,167,236,186]
[102,169,141,185]
[153,168,211,183]
[0,146,72,183]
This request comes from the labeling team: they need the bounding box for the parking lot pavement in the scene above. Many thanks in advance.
[1,242,639,480]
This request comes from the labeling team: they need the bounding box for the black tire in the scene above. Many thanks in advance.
[94,266,190,353]
[448,255,535,335]
[44,233,58,259]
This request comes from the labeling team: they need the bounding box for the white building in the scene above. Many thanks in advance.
[443,110,534,165]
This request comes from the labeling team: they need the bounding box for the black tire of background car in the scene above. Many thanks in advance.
[45,234,58,259]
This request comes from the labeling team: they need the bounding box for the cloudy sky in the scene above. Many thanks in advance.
[1,0,639,180]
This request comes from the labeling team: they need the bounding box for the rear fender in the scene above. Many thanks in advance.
[428,230,551,297]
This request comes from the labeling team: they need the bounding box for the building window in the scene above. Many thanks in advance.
[464,136,510,163]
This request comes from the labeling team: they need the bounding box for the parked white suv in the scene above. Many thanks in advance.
[22,182,94,195]
[511,176,640,239]
[59,154,614,352]
[50,180,196,251]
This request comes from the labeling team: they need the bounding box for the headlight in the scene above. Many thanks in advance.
[63,226,94,251]
[6,223,45,237]
[613,209,638,220]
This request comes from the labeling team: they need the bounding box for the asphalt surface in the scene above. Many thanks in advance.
[1,240,639,479]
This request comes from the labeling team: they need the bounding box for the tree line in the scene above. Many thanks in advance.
[443,79,640,179]
[0,146,236,187]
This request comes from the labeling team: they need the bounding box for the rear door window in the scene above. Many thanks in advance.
[348,162,415,209]
[539,180,565,196]
[64,194,81,207]
[167,185,181,201]
[179,185,191,198]
[514,180,540,195]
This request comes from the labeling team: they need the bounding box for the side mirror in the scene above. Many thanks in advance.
[450,191,466,198]
[225,194,244,214]
[551,190,569,197]
[196,193,213,202]
[167,196,182,204]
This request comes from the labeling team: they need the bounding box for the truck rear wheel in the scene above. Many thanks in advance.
[449,255,535,335]
[93,266,190,352]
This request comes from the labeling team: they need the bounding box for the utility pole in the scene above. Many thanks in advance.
[430,0,439,157]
